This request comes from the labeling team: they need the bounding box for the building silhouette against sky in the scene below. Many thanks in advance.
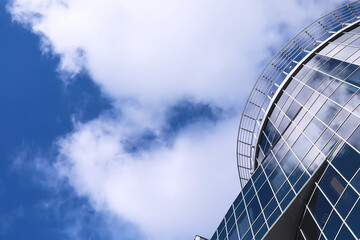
[197,1,360,240]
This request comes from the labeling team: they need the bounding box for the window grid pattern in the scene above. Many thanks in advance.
[212,4,360,240]
[237,1,360,188]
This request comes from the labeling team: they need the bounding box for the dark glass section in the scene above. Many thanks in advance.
[350,170,360,193]
[336,226,355,240]
[219,229,227,240]
[228,226,238,240]
[301,211,321,240]
[319,166,346,205]
[335,186,358,219]
[332,144,360,181]
[252,214,264,236]
[237,212,250,238]
[309,189,332,228]
[227,214,235,232]
[258,181,273,208]
[264,198,277,219]
[255,224,268,240]
[347,200,360,238]
[248,198,261,223]
[235,200,245,219]
[324,211,342,240]
[267,207,281,226]
[269,167,286,192]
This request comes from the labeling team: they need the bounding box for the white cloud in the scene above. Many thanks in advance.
[8,0,345,239]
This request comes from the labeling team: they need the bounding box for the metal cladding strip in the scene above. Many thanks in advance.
[236,1,360,188]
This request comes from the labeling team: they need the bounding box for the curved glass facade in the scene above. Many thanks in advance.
[200,1,360,240]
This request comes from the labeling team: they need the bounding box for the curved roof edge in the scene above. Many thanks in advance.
[236,0,360,188]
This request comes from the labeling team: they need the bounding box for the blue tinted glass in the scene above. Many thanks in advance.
[316,100,340,125]
[254,172,266,191]
[336,186,358,219]
[276,181,290,202]
[337,64,358,80]
[347,200,360,238]
[242,230,253,240]
[237,212,250,238]
[333,62,350,77]
[218,219,225,234]
[289,165,305,185]
[279,150,299,176]
[228,226,238,240]
[286,101,301,119]
[280,190,295,210]
[307,71,326,89]
[336,226,355,240]
[318,57,342,74]
[309,189,332,228]
[264,198,277,219]
[219,229,227,240]
[252,214,265,236]
[233,194,242,209]
[324,211,342,240]
[348,125,360,152]
[294,173,309,193]
[245,187,255,205]
[350,170,360,193]
[346,68,360,87]
[255,224,268,240]
[227,214,235,232]
[332,144,360,181]
[319,166,346,205]
[252,167,262,182]
[211,233,217,240]
[235,200,245,219]
[226,207,233,221]
[248,198,261,223]
[269,167,286,192]
[258,181,273,208]
[267,207,281,227]
[296,85,313,105]
[304,117,325,143]
[301,211,321,240]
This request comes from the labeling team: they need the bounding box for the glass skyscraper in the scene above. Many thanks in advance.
[199,1,360,240]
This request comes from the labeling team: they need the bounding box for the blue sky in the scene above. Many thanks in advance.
[0,0,345,239]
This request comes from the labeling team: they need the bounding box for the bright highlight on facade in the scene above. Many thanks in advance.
[199,1,360,240]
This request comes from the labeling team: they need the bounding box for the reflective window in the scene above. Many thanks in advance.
[324,211,342,240]
[332,144,360,181]
[319,166,346,205]
[346,200,360,238]
[228,226,238,240]
[335,186,358,219]
[309,189,332,228]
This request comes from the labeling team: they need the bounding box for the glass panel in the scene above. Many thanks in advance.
[309,189,332,228]
[269,167,286,192]
[332,144,360,181]
[304,117,325,143]
[258,181,273,209]
[335,226,355,240]
[324,211,342,240]
[237,212,250,238]
[228,226,239,240]
[292,134,312,160]
[276,181,290,203]
[279,150,299,176]
[335,186,358,219]
[252,214,264,236]
[248,198,261,223]
[316,100,340,125]
[346,200,360,238]
[267,207,281,227]
[319,166,346,205]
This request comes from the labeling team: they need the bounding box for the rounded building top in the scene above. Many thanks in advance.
[236,1,360,188]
